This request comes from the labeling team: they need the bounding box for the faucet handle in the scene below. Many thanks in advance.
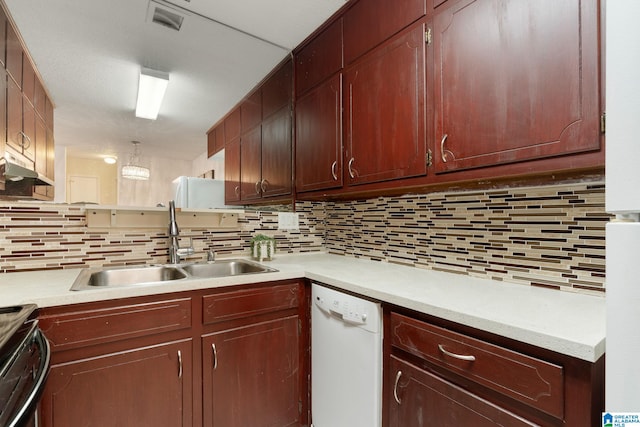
[207,250,216,262]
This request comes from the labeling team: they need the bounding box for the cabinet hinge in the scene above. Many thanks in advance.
[425,28,432,45]
[426,149,433,167]
[600,112,606,134]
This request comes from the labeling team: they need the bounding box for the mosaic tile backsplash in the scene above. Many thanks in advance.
[0,182,610,294]
[0,202,325,273]
[324,182,610,294]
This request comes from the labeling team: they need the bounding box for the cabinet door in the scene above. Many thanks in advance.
[344,21,428,186]
[295,18,343,96]
[433,0,601,173]
[202,316,300,427]
[22,97,36,160]
[261,107,292,198]
[343,0,426,63]
[224,137,241,204]
[262,58,292,120]
[6,77,23,154]
[34,116,47,198]
[241,90,262,132]
[295,73,343,192]
[389,356,538,427]
[207,125,224,157]
[224,108,241,143]
[40,339,193,427]
[240,125,262,202]
[6,23,22,88]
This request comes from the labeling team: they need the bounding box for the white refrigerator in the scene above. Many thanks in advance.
[606,1,640,411]
[172,177,228,209]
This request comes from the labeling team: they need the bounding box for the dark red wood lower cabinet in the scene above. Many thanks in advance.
[202,316,300,427]
[40,339,193,427]
[389,356,538,427]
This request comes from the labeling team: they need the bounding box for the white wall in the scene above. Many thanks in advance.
[192,149,224,180]
[117,151,192,207]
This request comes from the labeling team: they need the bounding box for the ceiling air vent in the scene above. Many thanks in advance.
[148,3,185,31]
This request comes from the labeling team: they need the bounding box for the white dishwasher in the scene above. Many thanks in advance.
[311,283,382,427]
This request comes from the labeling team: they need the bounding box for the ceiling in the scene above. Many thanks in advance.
[4,0,348,161]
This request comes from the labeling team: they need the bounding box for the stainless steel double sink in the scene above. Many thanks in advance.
[70,259,277,291]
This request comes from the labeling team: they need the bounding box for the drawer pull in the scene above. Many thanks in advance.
[212,343,218,370]
[438,344,476,362]
[393,370,402,405]
[177,350,183,378]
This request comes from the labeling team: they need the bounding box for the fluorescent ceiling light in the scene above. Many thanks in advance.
[135,67,169,120]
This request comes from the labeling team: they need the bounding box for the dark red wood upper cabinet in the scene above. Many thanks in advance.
[344,21,428,186]
[240,125,262,202]
[295,73,343,193]
[6,23,22,88]
[224,137,241,204]
[0,8,5,67]
[295,18,343,96]
[343,0,426,64]
[207,125,225,157]
[224,108,241,143]
[22,57,35,104]
[433,0,601,174]
[241,90,262,132]
[34,78,46,119]
[261,107,292,198]
[262,58,292,120]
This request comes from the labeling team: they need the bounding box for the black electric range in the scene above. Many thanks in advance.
[0,305,50,427]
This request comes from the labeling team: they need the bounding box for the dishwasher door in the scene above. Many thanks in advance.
[311,283,382,427]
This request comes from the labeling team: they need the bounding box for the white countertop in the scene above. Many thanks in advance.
[0,252,605,362]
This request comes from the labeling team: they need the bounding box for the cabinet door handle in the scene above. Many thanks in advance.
[255,181,261,195]
[212,343,218,370]
[331,161,338,181]
[438,344,476,362]
[234,185,240,196]
[393,370,402,405]
[347,157,356,179]
[260,179,268,193]
[440,134,455,163]
[19,131,32,150]
[177,350,183,379]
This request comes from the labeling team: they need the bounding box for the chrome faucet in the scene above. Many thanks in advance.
[168,200,194,264]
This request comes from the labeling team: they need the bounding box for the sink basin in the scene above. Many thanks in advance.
[181,259,277,278]
[70,259,277,291]
[70,265,188,291]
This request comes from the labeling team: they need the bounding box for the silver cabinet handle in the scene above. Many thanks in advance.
[440,134,455,163]
[234,185,240,196]
[347,157,356,178]
[438,344,476,362]
[260,179,268,193]
[393,370,402,404]
[177,350,183,378]
[331,161,338,181]
[212,343,218,370]
[19,131,32,150]
[255,181,261,195]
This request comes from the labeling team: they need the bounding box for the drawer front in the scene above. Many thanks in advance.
[390,313,564,419]
[203,282,301,325]
[39,298,192,351]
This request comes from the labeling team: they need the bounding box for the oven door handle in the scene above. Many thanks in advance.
[7,328,51,427]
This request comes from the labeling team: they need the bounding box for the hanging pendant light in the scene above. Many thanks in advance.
[122,141,150,180]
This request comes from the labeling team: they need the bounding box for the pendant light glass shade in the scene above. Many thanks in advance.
[122,141,150,181]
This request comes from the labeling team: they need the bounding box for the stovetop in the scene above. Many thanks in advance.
[0,305,38,365]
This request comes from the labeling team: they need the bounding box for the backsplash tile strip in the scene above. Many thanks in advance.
[324,182,609,294]
[0,203,325,273]
[0,182,609,295]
